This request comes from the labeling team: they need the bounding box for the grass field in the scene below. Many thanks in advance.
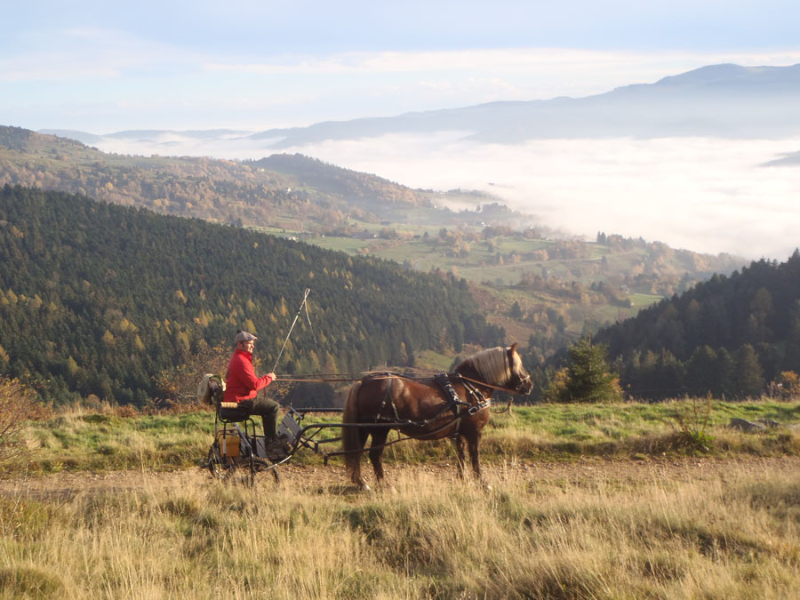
[2,457,799,598]
[9,399,800,475]
[3,399,800,598]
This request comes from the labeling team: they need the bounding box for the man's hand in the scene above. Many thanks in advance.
[267,372,277,381]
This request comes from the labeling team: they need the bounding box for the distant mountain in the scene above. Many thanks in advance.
[44,63,800,152]
[39,128,248,144]
[763,150,800,167]
[251,63,800,147]
[37,129,106,145]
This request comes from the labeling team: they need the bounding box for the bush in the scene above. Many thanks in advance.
[0,377,48,468]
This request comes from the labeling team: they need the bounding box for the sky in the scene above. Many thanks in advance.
[3,1,800,260]
[4,1,800,132]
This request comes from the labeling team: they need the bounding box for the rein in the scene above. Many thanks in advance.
[275,372,528,394]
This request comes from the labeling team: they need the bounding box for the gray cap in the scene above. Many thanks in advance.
[235,330,257,343]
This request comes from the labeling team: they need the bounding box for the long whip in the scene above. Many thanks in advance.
[271,288,312,373]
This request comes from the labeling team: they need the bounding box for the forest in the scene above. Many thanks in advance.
[0,185,503,404]
[536,252,800,400]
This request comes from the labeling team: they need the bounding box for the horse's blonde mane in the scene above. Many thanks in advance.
[457,346,512,385]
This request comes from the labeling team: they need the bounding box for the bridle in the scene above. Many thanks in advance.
[513,372,532,394]
[457,366,531,396]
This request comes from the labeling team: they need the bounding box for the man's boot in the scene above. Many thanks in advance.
[265,437,290,461]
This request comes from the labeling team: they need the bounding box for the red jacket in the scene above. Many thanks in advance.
[224,349,274,403]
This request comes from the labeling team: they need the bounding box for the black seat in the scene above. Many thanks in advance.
[218,403,252,422]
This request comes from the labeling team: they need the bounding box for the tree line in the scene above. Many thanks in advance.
[534,252,800,401]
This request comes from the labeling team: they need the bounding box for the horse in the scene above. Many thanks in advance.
[342,343,532,489]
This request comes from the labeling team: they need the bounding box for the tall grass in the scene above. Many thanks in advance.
[1,460,799,598]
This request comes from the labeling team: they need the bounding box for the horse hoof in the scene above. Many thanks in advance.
[361,483,371,492]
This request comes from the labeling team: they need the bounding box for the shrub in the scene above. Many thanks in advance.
[0,377,48,468]
[673,394,714,452]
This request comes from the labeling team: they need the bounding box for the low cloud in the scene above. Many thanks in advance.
[284,135,800,261]
[87,132,800,261]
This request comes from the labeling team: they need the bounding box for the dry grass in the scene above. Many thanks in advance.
[1,459,799,599]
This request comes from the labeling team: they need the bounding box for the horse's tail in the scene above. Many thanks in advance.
[342,381,364,482]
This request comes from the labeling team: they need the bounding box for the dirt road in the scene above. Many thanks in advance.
[2,455,798,498]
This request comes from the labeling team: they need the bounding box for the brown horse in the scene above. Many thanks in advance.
[342,344,532,489]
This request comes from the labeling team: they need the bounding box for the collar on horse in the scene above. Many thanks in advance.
[434,373,491,416]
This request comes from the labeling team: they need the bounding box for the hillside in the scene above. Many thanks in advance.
[0,126,475,234]
[3,402,800,597]
[585,252,800,399]
[0,125,746,373]
[251,153,431,207]
[308,230,743,365]
[0,185,502,404]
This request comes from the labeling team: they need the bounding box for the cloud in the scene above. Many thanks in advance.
[277,135,800,260]
[84,129,800,260]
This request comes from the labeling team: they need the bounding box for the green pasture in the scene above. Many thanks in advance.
[414,350,454,372]
[629,292,663,307]
[12,399,800,476]
[306,236,371,254]
[258,231,666,309]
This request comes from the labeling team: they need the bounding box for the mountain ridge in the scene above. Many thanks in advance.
[40,62,800,149]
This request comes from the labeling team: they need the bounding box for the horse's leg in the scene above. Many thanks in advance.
[368,428,390,483]
[350,429,370,488]
[343,382,371,490]
[451,435,466,478]
[466,430,483,481]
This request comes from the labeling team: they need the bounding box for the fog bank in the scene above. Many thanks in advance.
[90,133,800,261]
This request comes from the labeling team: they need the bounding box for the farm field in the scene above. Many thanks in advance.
[1,399,800,598]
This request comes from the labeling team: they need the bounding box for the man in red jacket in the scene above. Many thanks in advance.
[224,330,285,456]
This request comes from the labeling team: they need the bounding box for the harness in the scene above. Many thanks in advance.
[333,363,521,457]
[434,373,491,417]
[368,371,490,431]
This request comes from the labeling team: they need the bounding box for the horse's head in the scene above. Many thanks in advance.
[506,343,533,395]
[455,343,533,395]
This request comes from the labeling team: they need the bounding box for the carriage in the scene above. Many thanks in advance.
[205,403,345,485]
[204,344,532,488]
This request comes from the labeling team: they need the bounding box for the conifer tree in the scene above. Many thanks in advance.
[557,337,622,403]
[735,344,764,398]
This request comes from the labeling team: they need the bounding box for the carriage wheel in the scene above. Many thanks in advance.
[207,444,241,483]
